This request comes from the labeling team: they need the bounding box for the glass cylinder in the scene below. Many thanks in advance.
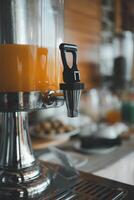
[0,0,64,92]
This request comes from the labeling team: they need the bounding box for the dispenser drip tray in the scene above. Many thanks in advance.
[42,179,127,200]
[37,162,128,200]
[0,161,129,199]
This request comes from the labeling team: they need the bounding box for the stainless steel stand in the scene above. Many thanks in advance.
[0,77,82,199]
[0,92,63,199]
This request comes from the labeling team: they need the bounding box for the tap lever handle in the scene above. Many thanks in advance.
[59,43,80,83]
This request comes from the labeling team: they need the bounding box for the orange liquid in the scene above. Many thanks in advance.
[105,110,121,124]
[0,44,62,92]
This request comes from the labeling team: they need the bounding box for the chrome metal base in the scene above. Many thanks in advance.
[0,162,51,200]
[0,111,52,199]
[0,92,64,199]
[0,91,64,112]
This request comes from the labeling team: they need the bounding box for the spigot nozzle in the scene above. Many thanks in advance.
[60,83,84,117]
[64,90,81,117]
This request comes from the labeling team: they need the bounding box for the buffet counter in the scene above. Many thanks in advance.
[35,137,134,186]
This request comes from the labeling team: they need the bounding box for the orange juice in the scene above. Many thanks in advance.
[36,47,49,91]
[0,44,61,92]
[105,110,121,124]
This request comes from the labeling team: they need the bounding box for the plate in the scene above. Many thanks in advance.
[73,141,118,154]
[30,126,80,141]
[55,114,91,128]
[39,151,88,168]
[30,114,90,141]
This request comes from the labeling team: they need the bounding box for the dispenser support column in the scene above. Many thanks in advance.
[0,112,35,169]
[0,111,51,199]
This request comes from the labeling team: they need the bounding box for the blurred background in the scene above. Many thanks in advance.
[29,0,134,186]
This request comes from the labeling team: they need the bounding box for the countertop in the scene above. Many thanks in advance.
[35,137,134,186]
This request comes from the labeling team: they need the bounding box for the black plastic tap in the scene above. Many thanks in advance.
[59,43,84,117]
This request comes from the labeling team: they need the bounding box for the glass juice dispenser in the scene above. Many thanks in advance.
[0,0,84,199]
[0,0,63,92]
